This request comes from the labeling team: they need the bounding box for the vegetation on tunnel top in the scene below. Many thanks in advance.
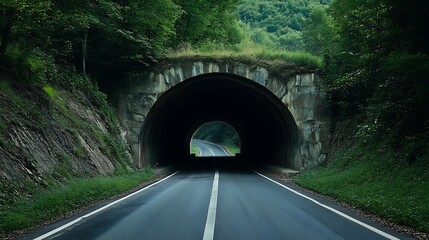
[166,44,323,69]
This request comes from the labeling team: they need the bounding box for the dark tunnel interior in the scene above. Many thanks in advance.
[139,73,299,169]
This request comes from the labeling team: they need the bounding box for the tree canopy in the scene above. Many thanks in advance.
[313,0,429,163]
[237,0,330,50]
[0,0,242,80]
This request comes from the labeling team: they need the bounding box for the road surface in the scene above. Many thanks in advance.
[192,139,230,157]
[23,141,412,240]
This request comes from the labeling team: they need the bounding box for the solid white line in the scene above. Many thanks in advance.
[209,148,215,157]
[203,170,219,240]
[34,171,179,240]
[253,171,400,240]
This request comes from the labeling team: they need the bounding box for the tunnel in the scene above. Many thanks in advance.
[139,73,300,169]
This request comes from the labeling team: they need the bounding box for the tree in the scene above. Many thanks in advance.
[237,0,330,50]
[0,0,51,57]
[302,7,333,55]
[174,0,242,46]
[320,0,429,152]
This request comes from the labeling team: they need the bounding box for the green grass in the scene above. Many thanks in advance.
[43,85,68,112]
[191,143,200,156]
[43,86,56,98]
[221,143,240,156]
[166,44,323,69]
[0,169,155,237]
[294,138,429,233]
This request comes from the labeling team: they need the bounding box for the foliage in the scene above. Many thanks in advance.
[237,0,330,51]
[168,42,323,69]
[294,1,429,234]
[42,86,56,98]
[101,133,132,175]
[316,0,429,149]
[0,169,154,237]
[0,0,242,75]
[2,46,56,85]
[174,0,242,47]
[295,133,429,233]
[190,143,200,156]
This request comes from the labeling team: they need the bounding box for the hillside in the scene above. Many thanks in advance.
[0,68,158,237]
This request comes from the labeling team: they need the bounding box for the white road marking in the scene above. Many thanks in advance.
[34,171,179,240]
[254,171,400,240]
[203,170,220,240]
[197,140,231,156]
[208,148,215,156]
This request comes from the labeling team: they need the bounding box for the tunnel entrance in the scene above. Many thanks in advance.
[139,73,300,169]
[190,121,241,157]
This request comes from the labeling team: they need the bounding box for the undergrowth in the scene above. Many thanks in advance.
[167,43,323,69]
[295,134,429,233]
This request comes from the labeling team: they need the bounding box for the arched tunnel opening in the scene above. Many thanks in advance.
[190,121,241,157]
[139,73,300,169]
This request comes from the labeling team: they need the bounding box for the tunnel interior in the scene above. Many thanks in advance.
[139,73,299,169]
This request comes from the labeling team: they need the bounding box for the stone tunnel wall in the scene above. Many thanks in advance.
[117,61,330,170]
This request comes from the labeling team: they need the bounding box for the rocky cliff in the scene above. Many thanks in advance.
[0,72,133,203]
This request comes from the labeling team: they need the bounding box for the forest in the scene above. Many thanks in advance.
[1,0,429,235]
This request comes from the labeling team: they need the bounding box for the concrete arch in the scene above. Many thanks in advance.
[139,73,300,169]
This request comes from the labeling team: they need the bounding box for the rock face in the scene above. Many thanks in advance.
[0,84,132,199]
[117,60,330,170]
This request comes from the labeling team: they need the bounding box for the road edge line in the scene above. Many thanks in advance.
[253,171,400,240]
[203,170,219,240]
[34,170,180,240]
[197,140,231,156]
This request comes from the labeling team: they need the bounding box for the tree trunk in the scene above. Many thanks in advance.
[0,19,13,57]
[82,28,88,75]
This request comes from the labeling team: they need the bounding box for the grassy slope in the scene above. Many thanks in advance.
[295,132,429,233]
[0,170,154,236]
[220,141,240,156]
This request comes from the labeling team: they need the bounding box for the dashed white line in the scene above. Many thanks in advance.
[253,171,400,240]
[203,170,220,240]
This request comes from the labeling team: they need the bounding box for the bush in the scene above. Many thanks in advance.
[3,45,56,85]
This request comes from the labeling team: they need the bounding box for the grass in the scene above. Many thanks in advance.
[221,143,241,156]
[166,43,323,69]
[0,169,155,237]
[43,85,67,112]
[294,138,429,233]
[191,143,200,156]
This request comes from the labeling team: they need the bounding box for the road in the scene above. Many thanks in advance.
[23,141,412,240]
[191,139,230,157]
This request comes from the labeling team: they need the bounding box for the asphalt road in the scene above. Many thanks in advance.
[23,141,412,240]
[192,139,230,157]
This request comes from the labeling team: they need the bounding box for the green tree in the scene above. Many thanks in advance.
[237,0,330,50]
[302,7,334,56]
[0,0,51,56]
[321,0,429,160]
[174,0,242,47]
